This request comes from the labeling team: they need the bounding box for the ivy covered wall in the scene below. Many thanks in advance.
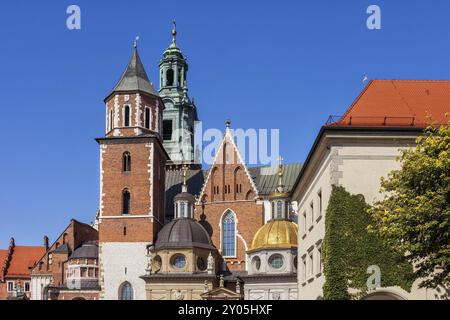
[322,185,414,300]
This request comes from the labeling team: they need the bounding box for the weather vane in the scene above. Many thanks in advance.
[134,35,140,48]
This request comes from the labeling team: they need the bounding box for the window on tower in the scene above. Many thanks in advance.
[124,105,130,127]
[122,189,131,215]
[145,108,151,129]
[123,152,131,172]
[166,69,174,86]
[163,120,173,141]
[109,110,113,132]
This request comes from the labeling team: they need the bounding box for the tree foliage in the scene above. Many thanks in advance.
[369,121,450,289]
[323,186,413,300]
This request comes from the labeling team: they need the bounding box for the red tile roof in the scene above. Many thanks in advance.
[5,246,46,278]
[329,80,450,128]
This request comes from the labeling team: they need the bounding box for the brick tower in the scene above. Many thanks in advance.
[96,42,169,300]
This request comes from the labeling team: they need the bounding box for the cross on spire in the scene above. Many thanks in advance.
[171,19,177,47]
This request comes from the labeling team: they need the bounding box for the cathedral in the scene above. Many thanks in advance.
[4,22,447,301]
[26,22,302,300]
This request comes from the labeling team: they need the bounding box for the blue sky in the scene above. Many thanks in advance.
[1,0,450,246]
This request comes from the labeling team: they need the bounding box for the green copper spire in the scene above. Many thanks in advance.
[159,20,199,164]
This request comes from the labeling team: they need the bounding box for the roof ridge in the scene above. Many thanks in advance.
[372,79,450,83]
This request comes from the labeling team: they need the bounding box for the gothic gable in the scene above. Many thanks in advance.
[198,128,259,204]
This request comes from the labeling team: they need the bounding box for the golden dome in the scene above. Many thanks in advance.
[248,220,298,253]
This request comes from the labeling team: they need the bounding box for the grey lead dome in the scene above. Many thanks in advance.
[154,218,215,250]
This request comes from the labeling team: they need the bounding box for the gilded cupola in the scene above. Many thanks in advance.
[246,157,299,275]
[248,220,298,253]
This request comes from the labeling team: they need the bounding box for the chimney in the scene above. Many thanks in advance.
[44,236,49,251]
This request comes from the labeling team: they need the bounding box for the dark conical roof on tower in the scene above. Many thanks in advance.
[107,44,158,100]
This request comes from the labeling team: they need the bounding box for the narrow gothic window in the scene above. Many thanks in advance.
[222,211,236,257]
[145,108,151,129]
[122,189,130,215]
[119,282,133,300]
[166,69,174,86]
[124,106,130,127]
[123,152,131,172]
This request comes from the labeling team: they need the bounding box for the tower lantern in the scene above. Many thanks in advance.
[269,156,291,220]
[159,21,199,165]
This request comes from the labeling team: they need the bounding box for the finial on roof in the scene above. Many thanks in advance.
[226,119,231,129]
[171,19,177,48]
[277,156,284,192]
[363,73,368,83]
[181,164,189,193]
[134,35,140,49]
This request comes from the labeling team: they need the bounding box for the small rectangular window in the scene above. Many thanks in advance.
[303,212,307,234]
[317,246,323,274]
[25,282,30,292]
[308,252,314,277]
[163,120,173,141]
[302,257,307,283]
[7,281,14,292]
[310,201,314,224]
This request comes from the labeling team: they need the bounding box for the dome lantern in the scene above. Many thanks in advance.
[269,156,291,220]
[174,165,195,219]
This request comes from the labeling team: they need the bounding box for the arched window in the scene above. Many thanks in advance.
[123,152,131,172]
[124,106,130,127]
[122,189,130,215]
[222,211,236,257]
[119,282,133,300]
[145,108,151,129]
[180,202,186,218]
[166,69,174,86]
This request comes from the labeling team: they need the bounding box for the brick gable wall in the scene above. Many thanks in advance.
[194,131,264,271]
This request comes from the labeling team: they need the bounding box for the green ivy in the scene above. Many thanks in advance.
[322,186,414,300]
